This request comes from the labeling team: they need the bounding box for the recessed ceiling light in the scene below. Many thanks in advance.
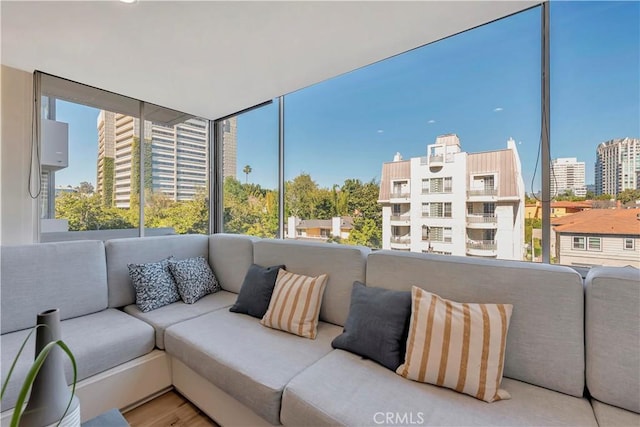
[120,0,137,4]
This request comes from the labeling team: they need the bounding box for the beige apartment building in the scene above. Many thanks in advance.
[378,134,525,260]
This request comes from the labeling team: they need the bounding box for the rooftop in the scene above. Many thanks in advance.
[552,209,640,236]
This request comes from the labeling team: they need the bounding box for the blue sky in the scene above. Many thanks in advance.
[56,1,639,194]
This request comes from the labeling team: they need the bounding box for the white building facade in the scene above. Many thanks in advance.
[550,157,586,197]
[379,134,525,260]
[595,137,640,196]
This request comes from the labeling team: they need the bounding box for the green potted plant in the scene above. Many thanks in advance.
[1,309,78,427]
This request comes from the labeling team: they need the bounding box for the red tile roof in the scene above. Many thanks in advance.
[553,209,640,235]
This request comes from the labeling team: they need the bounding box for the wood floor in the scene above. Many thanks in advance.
[123,390,219,427]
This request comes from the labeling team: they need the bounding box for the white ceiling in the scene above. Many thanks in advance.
[1,1,539,120]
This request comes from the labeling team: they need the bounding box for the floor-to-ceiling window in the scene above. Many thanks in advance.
[38,74,211,241]
[37,2,639,268]
[143,104,210,235]
[221,102,279,238]
[39,74,141,240]
[283,6,541,260]
[549,0,640,267]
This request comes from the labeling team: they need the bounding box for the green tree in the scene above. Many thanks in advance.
[76,181,94,194]
[616,189,640,204]
[223,177,277,238]
[243,165,252,184]
[56,192,132,231]
[347,217,381,248]
[285,173,320,219]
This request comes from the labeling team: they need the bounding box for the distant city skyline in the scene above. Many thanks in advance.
[53,1,639,195]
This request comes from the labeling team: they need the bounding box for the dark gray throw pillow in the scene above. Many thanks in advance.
[168,256,221,304]
[128,257,180,313]
[230,264,286,318]
[332,281,412,371]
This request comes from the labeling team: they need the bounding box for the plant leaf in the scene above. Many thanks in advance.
[1,324,49,400]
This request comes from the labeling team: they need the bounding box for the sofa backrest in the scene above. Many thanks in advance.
[105,234,209,308]
[253,239,370,326]
[209,233,259,293]
[366,250,585,398]
[585,266,640,413]
[1,240,108,334]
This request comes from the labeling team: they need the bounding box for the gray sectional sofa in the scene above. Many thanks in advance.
[1,234,638,426]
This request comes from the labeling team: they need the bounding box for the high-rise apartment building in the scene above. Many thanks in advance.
[595,137,640,196]
[221,119,238,180]
[97,113,237,208]
[550,157,586,197]
[378,134,525,260]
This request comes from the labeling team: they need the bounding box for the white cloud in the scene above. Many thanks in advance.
[377,129,384,133]
[493,107,504,112]
[427,119,436,124]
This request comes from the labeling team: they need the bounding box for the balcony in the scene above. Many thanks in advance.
[467,188,498,197]
[389,191,410,200]
[466,213,498,228]
[429,154,444,167]
[466,240,497,256]
[390,215,411,225]
[390,235,411,249]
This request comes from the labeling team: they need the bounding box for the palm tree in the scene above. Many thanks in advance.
[243,165,252,184]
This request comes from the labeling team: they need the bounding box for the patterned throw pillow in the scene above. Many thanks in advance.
[168,256,220,304]
[396,286,513,403]
[128,257,180,313]
[260,269,328,339]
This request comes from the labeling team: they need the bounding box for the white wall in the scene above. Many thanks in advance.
[1,65,38,245]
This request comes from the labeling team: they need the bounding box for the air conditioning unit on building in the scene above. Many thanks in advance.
[41,118,69,170]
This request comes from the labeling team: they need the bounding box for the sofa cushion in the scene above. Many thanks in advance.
[1,308,155,411]
[1,240,108,334]
[124,291,238,349]
[164,309,342,425]
[209,234,259,293]
[331,282,411,371]
[169,256,221,304]
[366,251,585,397]
[253,239,370,326]
[105,234,209,308]
[281,350,598,427]
[230,264,285,319]
[261,270,328,339]
[128,257,180,312]
[591,399,640,427]
[585,266,640,413]
[397,287,513,403]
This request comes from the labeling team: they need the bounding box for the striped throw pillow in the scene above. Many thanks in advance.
[396,286,513,403]
[260,269,328,339]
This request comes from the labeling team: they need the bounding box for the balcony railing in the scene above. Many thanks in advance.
[466,214,497,223]
[467,188,498,197]
[391,236,411,244]
[390,215,411,221]
[429,154,444,163]
[466,240,497,251]
[390,192,410,199]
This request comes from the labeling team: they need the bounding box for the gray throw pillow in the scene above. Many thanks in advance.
[128,257,180,313]
[230,264,285,318]
[332,281,411,371]
[168,256,221,304]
